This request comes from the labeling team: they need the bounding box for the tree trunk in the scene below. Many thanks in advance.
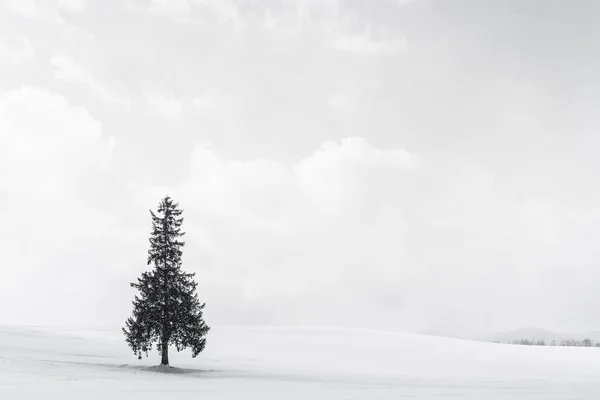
[161,213,170,367]
[161,339,169,365]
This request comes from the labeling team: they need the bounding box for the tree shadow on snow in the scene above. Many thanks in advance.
[47,359,222,377]
[122,364,222,376]
[142,365,219,374]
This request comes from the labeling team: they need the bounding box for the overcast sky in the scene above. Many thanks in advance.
[1,0,600,337]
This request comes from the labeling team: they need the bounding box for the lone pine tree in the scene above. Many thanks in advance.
[123,196,209,366]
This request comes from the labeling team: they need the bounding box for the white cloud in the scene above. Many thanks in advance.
[192,89,231,115]
[294,137,421,213]
[395,0,426,4]
[174,137,423,326]
[283,0,339,22]
[2,0,40,19]
[0,38,35,64]
[0,86,114,198]
[145,92,184,120]
[51,55,130,108]
[0,87,118,326]
[137,0,245,29]
[58,0,86,13]
[196,0,245,31]
[2,0,86,19]
[146,0,191,22]
[331,31,409,55]
[264,9,279,31]
[328,92,357,111]
[52,54,88,81]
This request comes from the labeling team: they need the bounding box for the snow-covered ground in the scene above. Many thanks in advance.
[1,325,600,399]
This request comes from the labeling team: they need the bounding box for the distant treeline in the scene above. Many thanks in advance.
[495,338,600,347]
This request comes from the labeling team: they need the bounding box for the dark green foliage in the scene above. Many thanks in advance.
[123,196,210,365]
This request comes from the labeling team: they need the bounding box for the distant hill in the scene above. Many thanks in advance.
[475,327,600,344]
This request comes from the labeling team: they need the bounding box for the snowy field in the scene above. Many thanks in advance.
[2,325,600,399]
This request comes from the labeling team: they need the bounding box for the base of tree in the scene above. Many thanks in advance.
[145,365,180,373]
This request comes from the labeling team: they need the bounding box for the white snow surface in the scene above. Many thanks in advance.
[1,325,600,399]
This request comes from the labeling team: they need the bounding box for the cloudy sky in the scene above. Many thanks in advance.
[1,0,600,337]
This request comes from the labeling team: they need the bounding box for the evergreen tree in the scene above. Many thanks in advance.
[123,196,209,366]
